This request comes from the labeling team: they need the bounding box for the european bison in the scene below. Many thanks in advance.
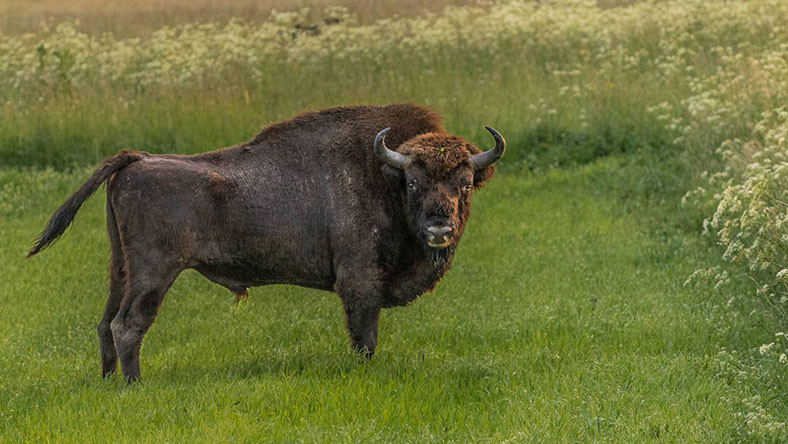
[28,103,505,381]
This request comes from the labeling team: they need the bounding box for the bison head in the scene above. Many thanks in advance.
[374,127,505,261]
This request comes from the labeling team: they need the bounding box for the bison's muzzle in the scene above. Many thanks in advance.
[425,221,455,248]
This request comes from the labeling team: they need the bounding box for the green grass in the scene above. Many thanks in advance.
[0,56,677,171]
[0,156,777,442]
[6,0,752,170]
[3,1,788,441]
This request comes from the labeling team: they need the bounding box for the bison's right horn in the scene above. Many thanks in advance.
[374,127,411,170]
[470,126,506,170]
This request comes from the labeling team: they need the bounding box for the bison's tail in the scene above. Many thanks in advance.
[27,150,146,257]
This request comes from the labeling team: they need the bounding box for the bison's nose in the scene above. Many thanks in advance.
[425,225,454,248]
[427,225,453,237]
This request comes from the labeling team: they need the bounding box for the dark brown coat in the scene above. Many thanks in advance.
[28,103,501,381]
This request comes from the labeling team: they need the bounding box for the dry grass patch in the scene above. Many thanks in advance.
[0,0,480,36]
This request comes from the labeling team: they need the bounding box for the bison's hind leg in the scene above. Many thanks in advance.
[97,200,125,377]
[110,246,182,383]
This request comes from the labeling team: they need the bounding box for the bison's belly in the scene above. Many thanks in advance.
[195,201,335,291]
[191,219,336,291]
[194,259,335,292]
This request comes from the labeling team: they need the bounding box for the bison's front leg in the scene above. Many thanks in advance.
[335,265,383,358]
[342,301,381,358]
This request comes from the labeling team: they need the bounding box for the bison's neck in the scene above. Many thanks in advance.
[382,245,454,307]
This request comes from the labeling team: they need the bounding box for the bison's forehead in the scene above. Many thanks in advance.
[398,132,481,177]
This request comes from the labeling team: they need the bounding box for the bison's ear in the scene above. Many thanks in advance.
[473,164,496,189]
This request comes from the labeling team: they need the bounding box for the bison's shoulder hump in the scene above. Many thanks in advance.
[248,104,444,146]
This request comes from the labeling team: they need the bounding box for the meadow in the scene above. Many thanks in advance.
[1,0,788,441]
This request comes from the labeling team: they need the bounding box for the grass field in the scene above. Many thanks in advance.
[0,157,775,442]
[2,0,788,442]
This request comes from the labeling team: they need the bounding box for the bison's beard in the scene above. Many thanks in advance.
[429,244,455,267]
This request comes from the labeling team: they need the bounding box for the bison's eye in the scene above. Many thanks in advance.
[461,184,472,193]
[407,180,418,192]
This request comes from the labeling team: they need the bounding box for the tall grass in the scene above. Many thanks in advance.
[0,0,480,37]
[5,0,785,170]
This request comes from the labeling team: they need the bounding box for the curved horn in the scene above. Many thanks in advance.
[374,127,411,169]
[470,126,506,170]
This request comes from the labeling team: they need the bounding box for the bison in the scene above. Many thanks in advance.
[28,103,505,382]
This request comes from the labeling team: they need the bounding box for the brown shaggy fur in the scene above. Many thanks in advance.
[28,103,502,382]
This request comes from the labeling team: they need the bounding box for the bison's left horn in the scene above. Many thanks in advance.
[470,126,506,170]
[374,127,411,170]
